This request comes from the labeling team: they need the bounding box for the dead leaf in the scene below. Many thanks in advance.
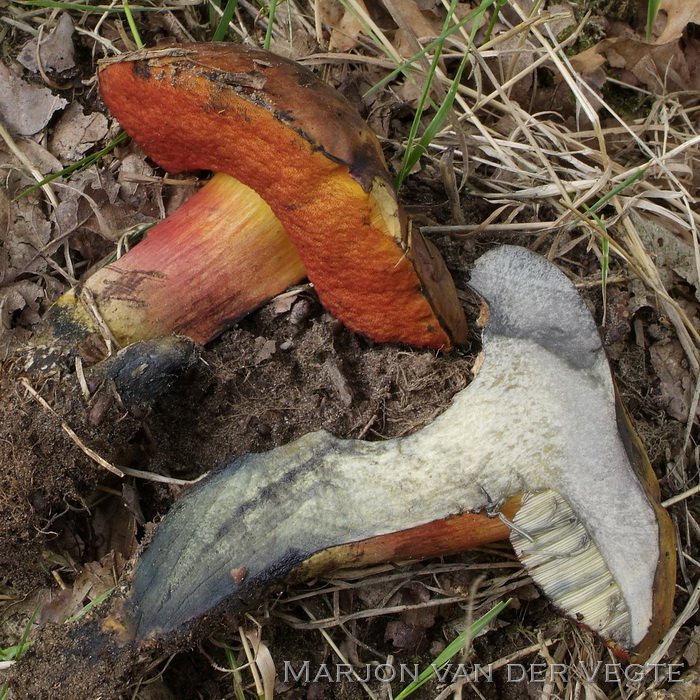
[569,1,700,94]
[632,213,700,302]
[385,619,426,648]
[649,338,692,421]
[49,101,109,163]
[5,195,53,278]
[266,1,315,59]
[253,337,276,364]
[384,581,436,648]
[0,63,67,136]
[91,495,138,560]
[318,0,370,52]
[569,45,607,76]
[243,628,275,700]
[36,588,76,626]
[388,0,444,59]
[15,138,64,177]
[655,0,700,44]
[607,38,692,92]
[17,13,76,74]
[0,280,44,330]
[271,292,299,314]
[34,554,122,630]
[684,627,700,666]
[54,168,159,247]
[117,152,156,201]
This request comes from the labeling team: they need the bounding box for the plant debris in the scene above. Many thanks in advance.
[1,0,699,698]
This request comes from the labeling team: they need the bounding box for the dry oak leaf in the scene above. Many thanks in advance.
[632,213,700,302]
[649,338,693,422]
[318,0,370,51]
[570,0,700,93]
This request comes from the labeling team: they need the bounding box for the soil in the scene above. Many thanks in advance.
[0,3,697,698]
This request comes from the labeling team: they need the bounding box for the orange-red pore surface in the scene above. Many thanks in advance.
[98,44,466,350]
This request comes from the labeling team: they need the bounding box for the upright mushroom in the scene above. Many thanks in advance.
[11,246,675,699]
[41,44,466,351]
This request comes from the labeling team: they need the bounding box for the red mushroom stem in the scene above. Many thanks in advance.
[43,172,304,346]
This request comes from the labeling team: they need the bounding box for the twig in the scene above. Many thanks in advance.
[20,377,125,478]
[0,122,59,207]
[301,603,378,699]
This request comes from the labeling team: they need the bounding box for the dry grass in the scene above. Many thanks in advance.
[1,0,699,698]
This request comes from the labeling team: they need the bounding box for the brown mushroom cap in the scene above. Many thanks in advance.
[97,43,467,350]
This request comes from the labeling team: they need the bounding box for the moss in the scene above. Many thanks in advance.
[558,18,607,56]
[601,80,654,121]
[570,0,639,24]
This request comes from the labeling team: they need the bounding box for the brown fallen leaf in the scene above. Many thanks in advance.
[654,0,700,44]
[49,102,109,163]
[318,0,370,51]
[17,13,76,75]
[649,338,693,422]
[632,213,700,303]
[0,63,67,136]
[569,0,700,93]
[0,280,44,331]
[387,0,444,59]
[253,337,276,364]
[5,195,52,278]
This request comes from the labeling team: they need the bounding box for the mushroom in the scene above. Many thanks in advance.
[41,43,467,351]
[10,246,674,699]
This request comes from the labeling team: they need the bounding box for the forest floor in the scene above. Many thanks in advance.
[1,0,700,698]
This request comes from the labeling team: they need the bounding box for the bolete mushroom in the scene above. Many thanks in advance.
[41,44,467,351]
[10,246,675,698]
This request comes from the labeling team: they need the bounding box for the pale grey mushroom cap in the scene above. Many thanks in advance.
[469,245,602,369]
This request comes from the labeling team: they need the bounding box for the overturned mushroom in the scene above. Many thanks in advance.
[41,44,466,351]
[11,246,675,698]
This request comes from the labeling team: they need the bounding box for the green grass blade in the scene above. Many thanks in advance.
[263,0,278,51]
[395,0,495,190]
[364,2,493,99]
[0,604,39,662]
[13,131,129,202]
[646,0,660,42]
[209,0,220,30]
[394,0,461,190]
[394,599,511,700]
[122,0,143,49]
[482,0,508,43]
[65,588,115,624]
[579,167,647,219]
[212,0,239,41]
[221,643,247,700]
[14,1,163,12]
